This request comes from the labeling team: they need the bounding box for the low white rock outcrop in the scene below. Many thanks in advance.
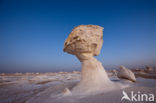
[117,66,136,82]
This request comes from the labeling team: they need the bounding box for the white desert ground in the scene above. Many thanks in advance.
[0,68,156,103]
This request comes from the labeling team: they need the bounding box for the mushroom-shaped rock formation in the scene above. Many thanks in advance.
[63,25,123,95]
[117,66,136,82]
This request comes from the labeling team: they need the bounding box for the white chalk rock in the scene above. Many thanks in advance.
[64,25,103,56]
[117,66,136,82]
[63,25,118,95]
[63,88,72,96]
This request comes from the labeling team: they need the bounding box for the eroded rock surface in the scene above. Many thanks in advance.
[64,25,103,56]
[63,25,124,95]
[117,66,136,82]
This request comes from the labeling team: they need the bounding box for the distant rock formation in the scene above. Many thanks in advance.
[112,69,117,76]
[145,66,153,72]
[63,25,117,95]
[117,66,136,82]
[135,72,156,79]
[144,66,156,74]
[134,66,156,79]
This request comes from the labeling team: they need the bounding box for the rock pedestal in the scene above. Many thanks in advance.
[63,25,115,95]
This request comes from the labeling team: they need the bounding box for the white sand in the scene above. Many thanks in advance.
[0,72,156,103]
